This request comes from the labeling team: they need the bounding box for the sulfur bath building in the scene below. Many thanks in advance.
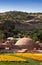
[15,37,40,52]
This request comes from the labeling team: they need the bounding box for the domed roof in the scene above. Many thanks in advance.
[15,37,34,45]
[15,37,36,49]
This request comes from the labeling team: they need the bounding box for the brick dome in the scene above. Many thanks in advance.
[15,37,36,50]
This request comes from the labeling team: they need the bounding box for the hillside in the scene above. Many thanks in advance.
[0,11,42,31]
[0,11,42,22]
[0,11,42,39]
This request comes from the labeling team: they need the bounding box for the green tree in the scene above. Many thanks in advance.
[0,33,5,39]
[37,31,42,41]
